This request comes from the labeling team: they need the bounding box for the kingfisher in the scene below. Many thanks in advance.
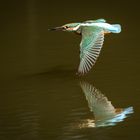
[49,19,121,75]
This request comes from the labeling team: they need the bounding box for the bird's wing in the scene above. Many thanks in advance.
[80,82,116,120]
[84,19,106,23]
[78,26,104,74]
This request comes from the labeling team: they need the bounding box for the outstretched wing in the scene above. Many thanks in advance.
[78,26,104,74]
[80,82,116,120]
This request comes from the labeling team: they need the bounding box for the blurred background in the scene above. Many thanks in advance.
[0,0,140,140]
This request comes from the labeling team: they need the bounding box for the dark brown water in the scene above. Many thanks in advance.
[0,0,140,139]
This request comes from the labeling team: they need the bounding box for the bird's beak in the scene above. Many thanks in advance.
[48,26,64,31]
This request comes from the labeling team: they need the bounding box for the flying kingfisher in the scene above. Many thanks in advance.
[49,19,121,75]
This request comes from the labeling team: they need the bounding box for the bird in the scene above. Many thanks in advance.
[80,81,133,127]
[49,19,121,75]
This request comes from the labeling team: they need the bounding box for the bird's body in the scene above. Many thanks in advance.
[72,22,121,34]
[49,19,121,75]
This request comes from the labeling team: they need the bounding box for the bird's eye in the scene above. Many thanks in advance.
[65,26,68,28]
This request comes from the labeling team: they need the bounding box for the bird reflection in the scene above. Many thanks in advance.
[80,81,134,127]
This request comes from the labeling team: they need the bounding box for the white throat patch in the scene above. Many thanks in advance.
[72,24,81,31]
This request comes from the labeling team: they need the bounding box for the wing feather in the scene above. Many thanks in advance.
[84,19,106,23]
[78,26,104,74]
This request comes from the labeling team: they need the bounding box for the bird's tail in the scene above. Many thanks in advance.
[109,24,121,33]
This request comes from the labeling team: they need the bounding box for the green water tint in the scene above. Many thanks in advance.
[0,0,139,140]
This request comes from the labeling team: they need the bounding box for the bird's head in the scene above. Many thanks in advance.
[49,23,81,32]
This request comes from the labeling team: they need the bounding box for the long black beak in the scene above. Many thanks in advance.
[48,26,64,31]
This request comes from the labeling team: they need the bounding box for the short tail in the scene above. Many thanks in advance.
[109,24,121,33]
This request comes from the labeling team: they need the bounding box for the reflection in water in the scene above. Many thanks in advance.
[60,81,134,140]
[80,81,134,128]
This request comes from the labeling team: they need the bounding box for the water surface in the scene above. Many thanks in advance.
[0,0,140,140]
